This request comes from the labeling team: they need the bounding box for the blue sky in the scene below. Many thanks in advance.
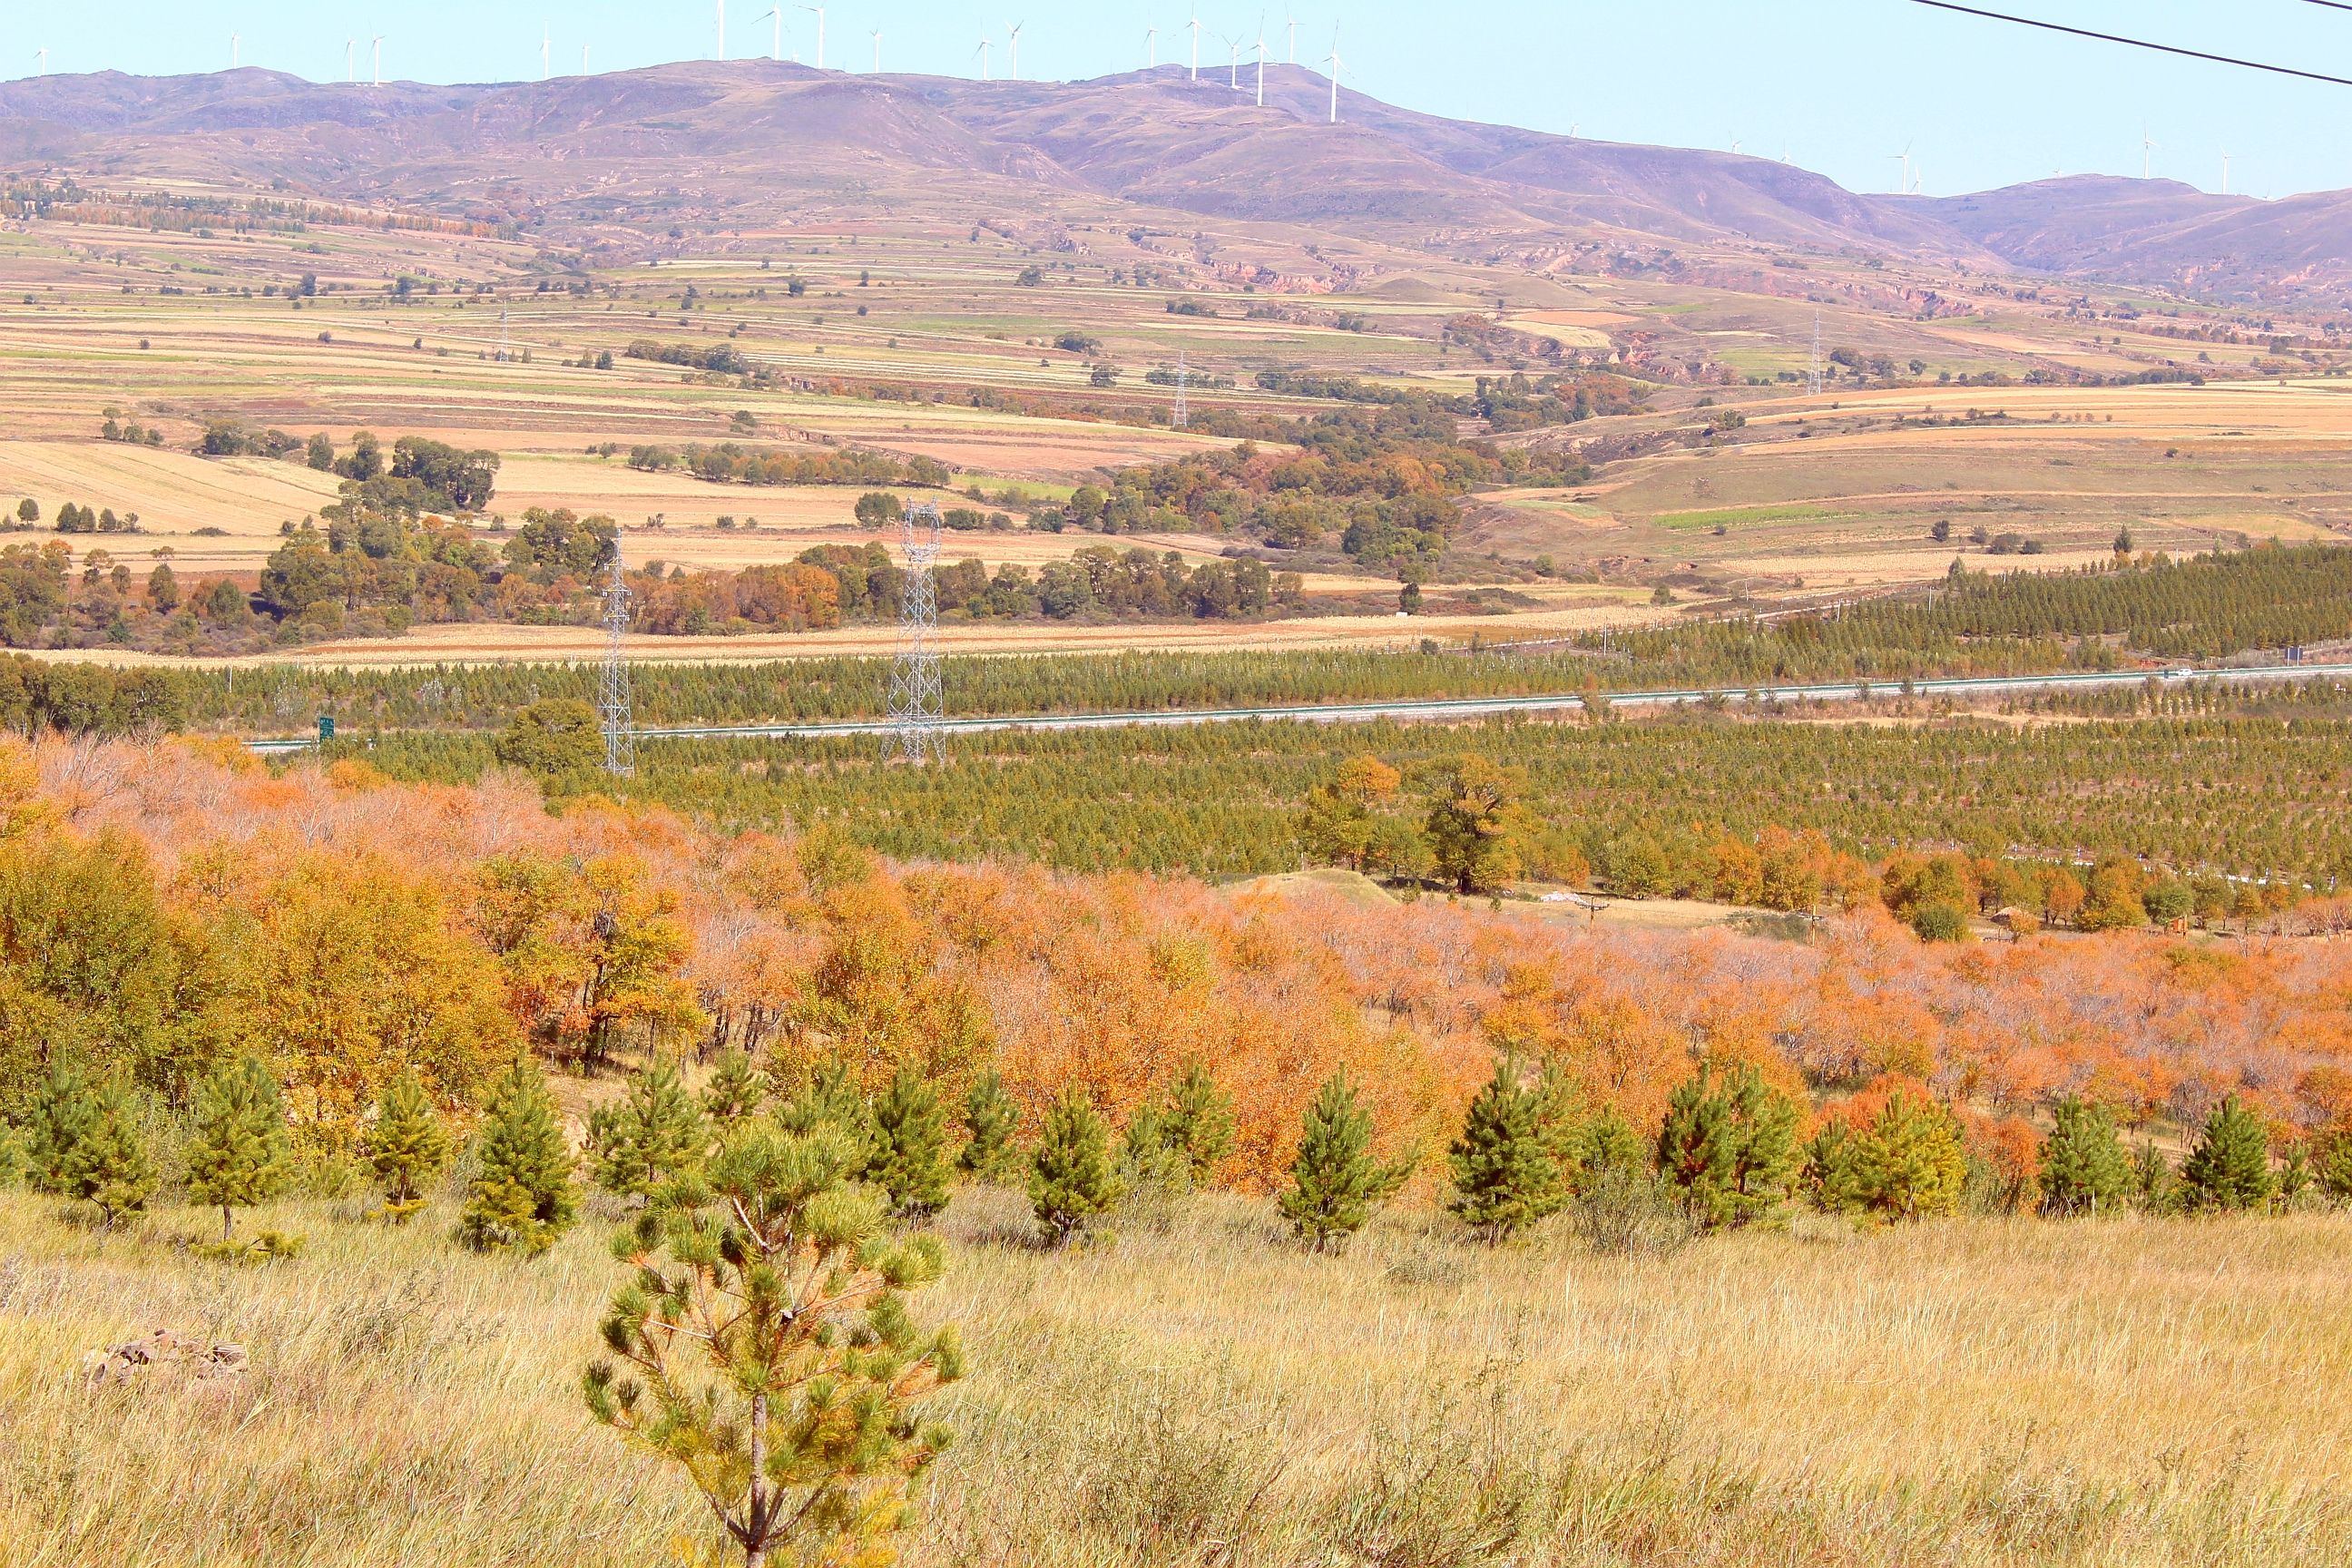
[5,2,2347,199]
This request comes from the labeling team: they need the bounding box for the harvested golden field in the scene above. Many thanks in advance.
[5,1188,2348,1567]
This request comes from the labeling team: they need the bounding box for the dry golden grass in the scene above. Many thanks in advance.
[5,1183,2350,1566]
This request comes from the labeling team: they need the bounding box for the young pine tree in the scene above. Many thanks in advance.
[366,1068,451,1223]
[867,1064,950,1221]
[2317,1123,2352,1202]
[2036,1096,2131,1217]
[23,1063,100,1194]
[584,1120,963,1568]
[1447,1055,1563,1242]
[2180,1094,2276,1211]
[1118,1101,1189,1193]
[777,1059,874,1173]
[589,1062,708,1207]
[1277,1072,1410,1251]
[700,1049,769,1127]
[1654,1063,1797,1230]
[184,1057,295,1244]
[1859,1091,1969,1221]
[1579,1103,1647,1181]
[956,1069,1022,1181]
[0,1119,24,1190]
[1028,1088,1123,1247]
[460,1056,579,1256]
[1159,1060,1236,1185]
[2132,1139,2179,1214]
[58,1079,156,1230]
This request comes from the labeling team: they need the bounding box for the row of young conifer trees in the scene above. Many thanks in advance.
[6,1047,2339,1254]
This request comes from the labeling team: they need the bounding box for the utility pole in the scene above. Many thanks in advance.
[886,503,946,763]
[598,547,635,779]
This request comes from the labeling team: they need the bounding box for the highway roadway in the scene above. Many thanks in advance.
[242,660,2352,754]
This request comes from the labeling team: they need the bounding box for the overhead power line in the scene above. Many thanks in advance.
[2295,1,2352,14]
[1902,0,2352,86]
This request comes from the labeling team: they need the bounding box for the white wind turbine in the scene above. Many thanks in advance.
[799,5,825,68]
[1323,28,1341,123]
[583,43,591,73]
[1221,31,1240,89]
[372,36,385,88]
[1285,12,1297,62]
[1889,142,1913,194]
[541,25,551,80]
[346,39,355,83]
[35,47,48,76]
[870,26,881,71]
[760,8,781,60]
[1253,21,1268,105]
[230,34,240,69]
[1189,12,1201,80]
[975,34,991,79]
[1145,24,1157,67]
[2220,150,2231,195]
[1005,19,1024,80]
[2141,127,2156,179]
[717,0,726,60]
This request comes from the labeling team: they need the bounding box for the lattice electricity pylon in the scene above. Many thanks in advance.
[886,501,946,764]
[597,545,636,779]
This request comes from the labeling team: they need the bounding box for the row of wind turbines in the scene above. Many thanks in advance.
[57,6,1353,124]
[1135,13,1345,121]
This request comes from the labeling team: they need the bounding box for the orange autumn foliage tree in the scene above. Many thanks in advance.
[0,733,2349,1191]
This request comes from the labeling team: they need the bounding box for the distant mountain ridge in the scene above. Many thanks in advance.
[0,63,2344,304]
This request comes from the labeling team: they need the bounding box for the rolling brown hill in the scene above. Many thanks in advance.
[0,63,2344,302]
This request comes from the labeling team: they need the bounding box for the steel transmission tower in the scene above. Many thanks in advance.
[597,546,636,778]
[1172,351,1189,430]
[1808,311,1824,397]
[886,501,946,763]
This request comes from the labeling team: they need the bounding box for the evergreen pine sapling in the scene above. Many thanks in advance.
[1118,1100,1189,1194]
[584,1119,963,1568]
[2278,1140,2311,1208]
[777,1059,875,1174]
[1446,1055,1563,1242]
[2037,1096,2131,1217]
[23,1063,99,1195]
[956,1069,1021,1182]
[2317,1123,2352,1202]
[0,1119,24,1190]
[2132,1140,2179,1214]
[366,1068,451,1223]
[700,1048,769,1127]
[1531,1060,1590,1196]
[57,1078,155,1229]
[589,1062,708,1207]
[184,1057,295,1246]
[1579,1103,1647,1181]
[459,1055,579,1256]
[1859,1091,1969,1221]
[867,1064,950,1221]
[1028,1088,1123,1247]
[2180,1094,2276,1211]
[1655,1063,1798,1230]
[1277,1072,1410,1250]
[1159,1060,1236,1184]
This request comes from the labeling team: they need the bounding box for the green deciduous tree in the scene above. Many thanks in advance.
[365,1068,451,1222]
[584,1122,963,1568]
[1277,1072,1410,1250]
[459,1056,578,1256]
[1028,1088,1122,1246]
[1654,1063,1799,1230]
[2036,1096,2131,1216]
[1446,1055,1563,1241]
[1424,756,1534,894]
[184,1057,294,1243]
[589,1062,708,1206]
[956,1069,1021,1181]
[2180,1094,2276,1211]
[867,1064,950,1221]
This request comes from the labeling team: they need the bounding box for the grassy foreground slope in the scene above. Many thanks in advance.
[6,1188,2350,1568]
